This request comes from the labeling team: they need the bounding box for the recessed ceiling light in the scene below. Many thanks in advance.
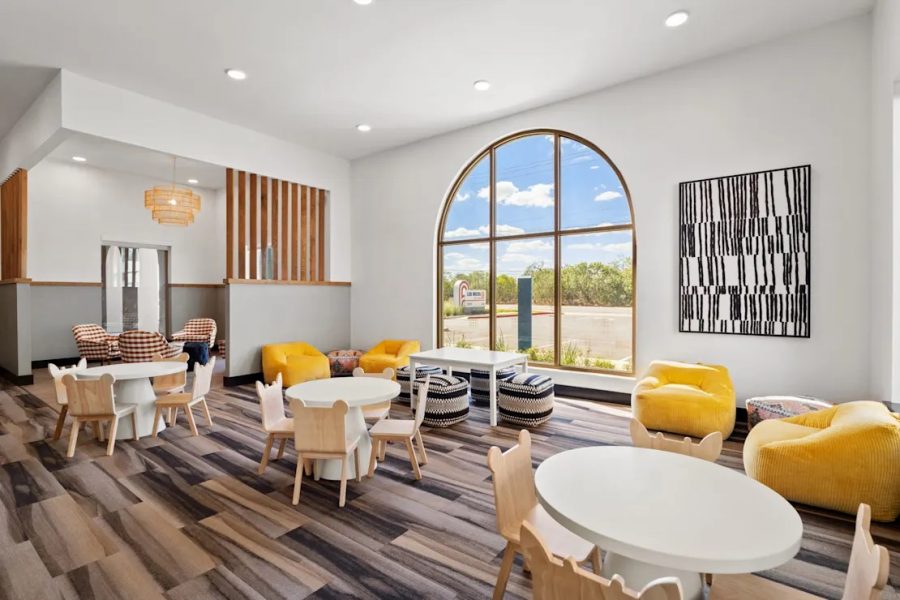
[356,124,372,132]
[225,68,247,81]
[354,0,373,5]
[187,178,199,185]
[72,156,87,162]
[665,10,689,28]
[473,80,491,92]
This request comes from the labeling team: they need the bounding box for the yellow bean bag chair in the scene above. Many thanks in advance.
[261,342,330,386]
[632,360,735,439]
[359,339,420,375]
[744,401,900,522]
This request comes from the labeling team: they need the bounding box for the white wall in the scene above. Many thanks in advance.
[351,16,872,402]
[0,72,66,182]
[871,0,900,406]
[28,159,224,283]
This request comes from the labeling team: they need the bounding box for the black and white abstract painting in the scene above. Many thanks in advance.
[679,165,810,337]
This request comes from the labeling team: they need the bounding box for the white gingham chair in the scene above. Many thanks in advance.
[72,324,120,363]
[171,318,217,347]
[118,330,181,363]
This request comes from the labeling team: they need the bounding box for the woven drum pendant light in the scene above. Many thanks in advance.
[144,157,201,226]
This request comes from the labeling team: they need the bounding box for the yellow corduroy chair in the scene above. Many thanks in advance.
[261,342,330,386]
[632,360,736,439]
[359,339,420,375]
[744,401,900,522]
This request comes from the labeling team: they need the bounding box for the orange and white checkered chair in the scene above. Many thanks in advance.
[171,318,217,346]
[72,324,120,363]
[118,330,181,363]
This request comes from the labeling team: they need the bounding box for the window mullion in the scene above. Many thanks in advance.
[553,133,562,367]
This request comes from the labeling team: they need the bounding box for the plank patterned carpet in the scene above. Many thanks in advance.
[0,371,897,599]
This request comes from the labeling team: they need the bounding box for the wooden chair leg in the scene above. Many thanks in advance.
[200,398,213,426]
[106,417,119,456]
[276,437,287,459]
[66,417,80,458]
[405,439,422,480]
[354,447,361,483]
[379,439,386,461]
[258,433,274,474]
[313,460,320,481]
[152,406,163,438]
[303,458,312,476]
[52,405,68,441]
[338,455,348,507]
[415,430,428,465]
[184,404,199,436]
[291,455,304,505]
[590,546,602,574]
[130,412,139,441]
[167,406,175,425]
[367,439,378,478]
[95,420,105,442]
[493,542,517,600]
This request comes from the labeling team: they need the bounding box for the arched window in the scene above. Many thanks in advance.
[437,130,635,374]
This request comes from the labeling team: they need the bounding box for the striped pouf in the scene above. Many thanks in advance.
[413,374,470,428]
[396,365,444,404]
[498,373,555,427]
[470,367,519,405]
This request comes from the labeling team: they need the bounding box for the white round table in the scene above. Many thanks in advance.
[79,362,188,439]
[285,377,400,481]
[534,446,803,600]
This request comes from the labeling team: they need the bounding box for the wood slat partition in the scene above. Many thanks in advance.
[224,169,328,282]
[0,169,28,279]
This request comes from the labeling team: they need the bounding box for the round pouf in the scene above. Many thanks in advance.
[413,374,470,428]
[470,367,519,406]
[397,365,444,404]
[498,373,555,427]
[327,349,364,377]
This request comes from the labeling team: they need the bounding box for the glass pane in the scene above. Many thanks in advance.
[560,137,630,229]
[443,154,490,241]
[560,231,633,371]
[441,243,491,349]
[495,134,555,236]
[495,237,555,363]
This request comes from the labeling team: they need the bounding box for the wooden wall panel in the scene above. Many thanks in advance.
[300,186,308,281]
[317,188,326,281]
[271,178,279,280]
[249,173,258,279]
[309,187,318,282]
[291,183,299,280]
[260,176,268,279]
[0,169,28,279]
[237,171,246,279]
[226,168,234,278]
[223,168,329,283]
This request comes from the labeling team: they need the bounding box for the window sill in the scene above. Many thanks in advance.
[527,365,635,394]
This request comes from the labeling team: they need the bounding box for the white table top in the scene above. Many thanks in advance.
[285,377,400,408]
[79,362,188,380]
[534,446,802,574]
[410,347,527,368]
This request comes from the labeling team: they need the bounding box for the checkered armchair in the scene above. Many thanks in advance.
[171,318,217,346]
[72,324,120,363]
[118,330,181,363]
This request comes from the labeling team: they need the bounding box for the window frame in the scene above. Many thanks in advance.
[436,129,636,375]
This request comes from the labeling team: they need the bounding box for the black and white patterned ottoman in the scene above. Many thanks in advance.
[498,373,555,427]
[413,374,470,428]
[470,367,519,406]
[397,365,444,404]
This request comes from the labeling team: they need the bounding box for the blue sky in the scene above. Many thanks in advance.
[443,134,631,276]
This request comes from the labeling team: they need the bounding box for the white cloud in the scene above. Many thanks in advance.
[594,190,623,202]
[495,224,526,236]
[445,224,526,238]
[444,226,482,239]
[590,165,600,170]
[506,239,552,253]
[500,253,540,264]
[455,191,471,202]
[569,155,593,164]
[444,252,465,260]
[454,258,485,270]
[567,241,631,256]
[479,181,554,208]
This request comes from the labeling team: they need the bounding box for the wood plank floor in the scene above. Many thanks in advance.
[0,365,896,600]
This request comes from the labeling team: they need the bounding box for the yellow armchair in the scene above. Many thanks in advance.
[359,339,420,375]
[744,401,900,522]
[261,342,330,386]
[632,360,736,439]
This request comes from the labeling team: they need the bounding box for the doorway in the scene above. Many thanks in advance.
[101,243,169,334]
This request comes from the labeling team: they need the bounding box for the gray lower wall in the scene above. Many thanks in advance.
[31,284,101,361]
[0,283,31,376]
[226,283,351,377]
[170,285,226,341]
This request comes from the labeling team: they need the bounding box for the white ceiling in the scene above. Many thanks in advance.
[47,133,226,190]
[0,0,874,160]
